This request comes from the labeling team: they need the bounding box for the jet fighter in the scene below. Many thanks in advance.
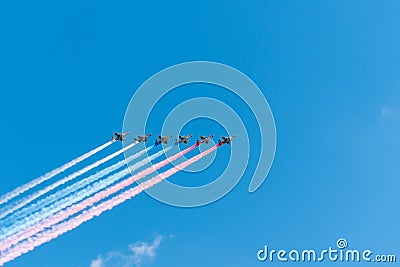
[111,132,130,142]
[155,135,173,146]
[134,134,152,143]
[218,136,236,145]
[196,134,215,145]
[175,134,193,145]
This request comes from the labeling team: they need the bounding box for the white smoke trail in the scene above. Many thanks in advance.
[0,147,170,246]
[0,141,113,206]
[0,145,219,266]
[0,142,137,220]
[0,146,151,229]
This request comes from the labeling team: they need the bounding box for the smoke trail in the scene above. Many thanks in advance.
[0,141,113,206]
[0,142,137,220]
[0,146,151,231]
[0,147,171,248]
[0,146,155,239]
[0,145,196,255]
[0,145,219,265]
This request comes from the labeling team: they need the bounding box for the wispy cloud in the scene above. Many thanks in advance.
[89,235,163,267]
[90,257,103,267]
[380,91,400,118]
[380,105,399,117]
[129,235,163,265]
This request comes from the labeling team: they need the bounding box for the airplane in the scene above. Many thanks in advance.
[196,134,215,145]
[175,134,193,145]
[155,135,173,146]
[218,135,236,145]
[134,133,152,143]
[111,132,130,142]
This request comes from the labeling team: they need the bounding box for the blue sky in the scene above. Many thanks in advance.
[0,1,399,266]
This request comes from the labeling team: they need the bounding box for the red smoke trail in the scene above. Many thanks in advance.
[0,144,219,265]
[0,144,197,255]
[0,141,113,206]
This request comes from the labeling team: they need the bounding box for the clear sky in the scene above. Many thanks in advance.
[0,1,399,266]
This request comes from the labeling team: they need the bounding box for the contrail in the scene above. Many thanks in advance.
[0,145,197,255]
[0,141,113,206]
[0,147,170,247]
[0,142,137,220]
[0,144,219,265]
[0,146,151,231]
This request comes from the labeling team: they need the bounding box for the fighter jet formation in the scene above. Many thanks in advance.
[0,131,237,265]
[112,133,234,146]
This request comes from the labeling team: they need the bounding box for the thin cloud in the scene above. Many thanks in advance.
[381,91,400,118]
[380,105,399,117]
[89,235,163,267]
[130,235,163,265]
[90,257,103,267]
